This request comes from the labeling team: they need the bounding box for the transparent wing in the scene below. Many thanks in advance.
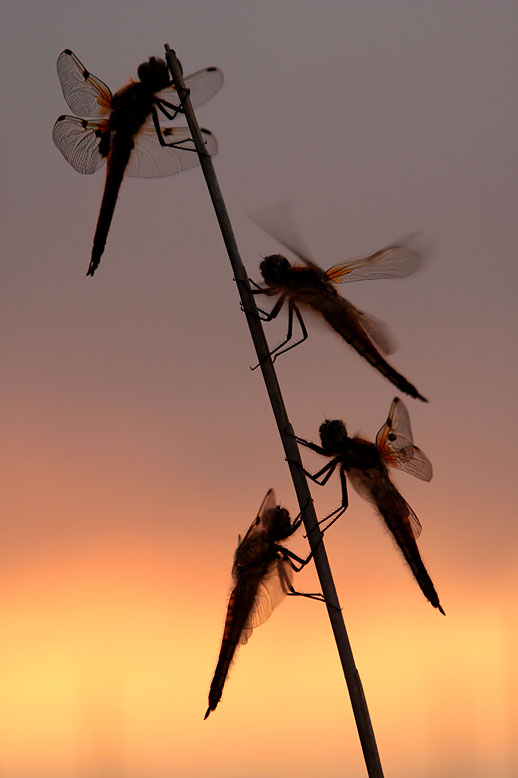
[348,468,380,505]
[155,66,224,109]
[326,235,426,284]
[376,397,433,481]
[348,469,422,539]
[235,489,276,559]
[125,126,218,177]
[406,502,423,540]
[249,201,323,273]
[257,488,277,521]
[356,309,397,356]
[52,115,107,174]
[239,557,292,644]
[56,49,112,117]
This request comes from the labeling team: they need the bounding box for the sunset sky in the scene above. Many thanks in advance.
[2,1,517,776]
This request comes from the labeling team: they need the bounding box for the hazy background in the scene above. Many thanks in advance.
[2,1,517,776]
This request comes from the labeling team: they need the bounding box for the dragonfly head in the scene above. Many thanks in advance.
[319,419,348,452]
[267,506,293,541]
[137,57,171,91]
[260,254,291,285]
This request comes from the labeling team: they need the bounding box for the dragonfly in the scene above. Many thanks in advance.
[52,49,222,276]
[249,207,428,402]
[295,397,445,614]
[205,489,319,719]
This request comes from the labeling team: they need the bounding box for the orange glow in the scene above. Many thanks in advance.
[0,539,516,777]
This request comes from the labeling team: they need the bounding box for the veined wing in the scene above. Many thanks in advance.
[348,468,422,539]
[52,115,108,174]
[56,49,112,117]
[124,126,217,177]
[238,556,292,645]
[155,66,224,109]
[326,236,425,284]
[235,489,276,558]
[376,397,433,481]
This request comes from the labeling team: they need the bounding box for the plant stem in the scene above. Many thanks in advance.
[164,44,384,778]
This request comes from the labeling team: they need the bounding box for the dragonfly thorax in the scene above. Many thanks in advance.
[260,254,292,285]
[319,419,348,452]
[137,57,171,91]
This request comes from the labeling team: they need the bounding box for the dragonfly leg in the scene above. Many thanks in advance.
[287,587,326,602]
[247,278,265,292]
[306,460,339,486]
[151,107,200,155]
[241,291,284,322]
[318,505,347,533]
[276,552,326,602]
[293,435,328,457]
[250,299,306,370]
[270,302,308,364]
[155,96,184,120]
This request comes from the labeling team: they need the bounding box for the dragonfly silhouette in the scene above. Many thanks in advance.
[53,49,222,275]
[249,208,428,401]
[295,398,445,614]
[205,489,320,718]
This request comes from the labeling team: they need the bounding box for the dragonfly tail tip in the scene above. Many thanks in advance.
[204,707,211,720]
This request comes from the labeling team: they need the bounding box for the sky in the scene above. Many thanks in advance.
[2,1,517,776]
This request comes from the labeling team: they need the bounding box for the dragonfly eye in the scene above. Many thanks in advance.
[319,419,347,449]
[260,254,291,283]
[270,507,292,540]
[137,57,170,90]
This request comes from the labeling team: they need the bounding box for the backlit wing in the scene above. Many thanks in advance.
[155,66,224,109]
[405,502,423,541]
[52,115,108,174]
[232,488,276,580]
[376,397,433,481]
[348,468,422,539]
[56,49,112,117]
[239,557,292,645]
[249,201,324,274]
[124,126,218,177]
[326,236,425,284]
[356,308,397,355]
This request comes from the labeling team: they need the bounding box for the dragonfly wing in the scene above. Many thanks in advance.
[56,49,112,117]
[376,398,433,481]
[349,469,423,539]
[326,235,426,284]
[406,502,423,540]
[348,468,379,506]
[239,557,292,644]
[249,201,324,272]
[124,126,217,177]
[356,309,397,355]
[155,66,224,108]
[233,490,278,580]
[52,115,107,174]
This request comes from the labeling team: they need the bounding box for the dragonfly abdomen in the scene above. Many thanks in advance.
[205,582,258,718]
[87,138,133,276]
[378,498,445,614]
[319,305,427,402]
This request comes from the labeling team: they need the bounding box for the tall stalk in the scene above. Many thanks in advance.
[164,44,384,778]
